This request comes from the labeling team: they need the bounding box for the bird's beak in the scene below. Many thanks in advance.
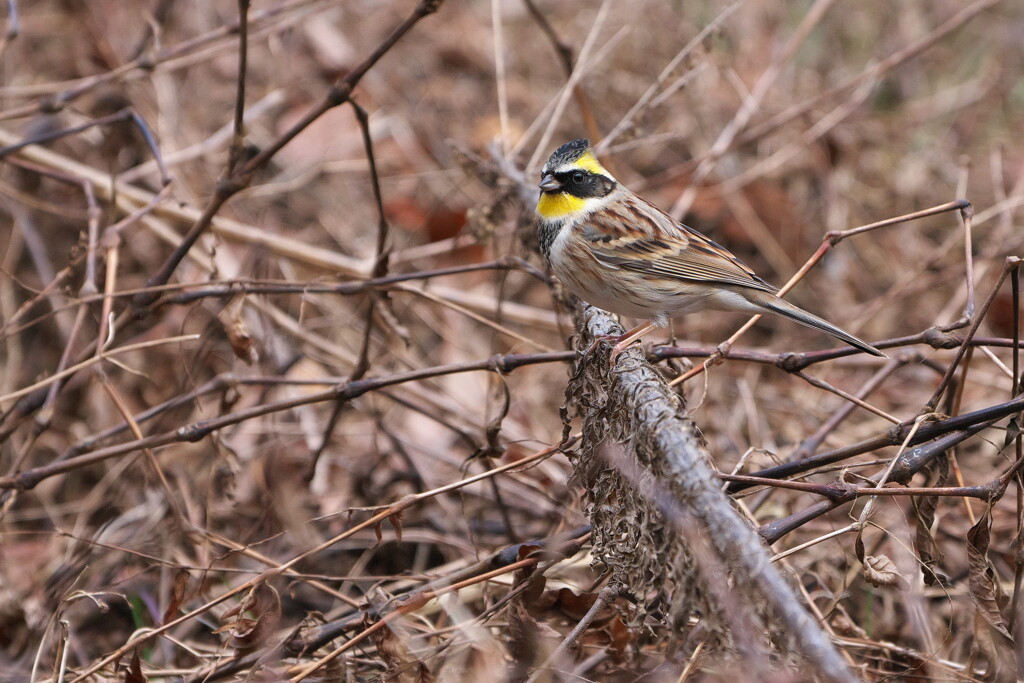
[539,173,561,192]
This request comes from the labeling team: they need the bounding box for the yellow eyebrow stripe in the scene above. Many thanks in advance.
[574,151,608,176]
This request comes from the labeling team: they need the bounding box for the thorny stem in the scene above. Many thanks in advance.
[348,96,391,380]
[525,582,620,683]
[1009,263,1024,634]
[0,107,170,184]
[669,200,971,387]
[0,351,573,495]
[306,97,394,480]
[925,253,1011,412]
[650,331,1022,370]
[230,0,250,171]
[721,473,1000,502]
[65,435,565,682]
[131,0,444,309]
[189,530,592,683]
[520,0,601,143]
[0,0,329,119]
[758,419,1001,545]
[728,392,1024,494]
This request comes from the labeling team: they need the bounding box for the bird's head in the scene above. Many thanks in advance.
[536,139,618,220]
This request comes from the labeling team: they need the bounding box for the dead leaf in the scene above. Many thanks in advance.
[912,452,948,586]
[863,554,902,587]
[967,509,1017,682]
[388,508,405,543]
[507,590,559,682]
[368,590,432,683]
[216,584,282,658]
[217,295,259,364]
[123,650,148,683]
[161,569,191,625]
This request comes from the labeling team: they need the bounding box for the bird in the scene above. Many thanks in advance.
[535,138,884,361]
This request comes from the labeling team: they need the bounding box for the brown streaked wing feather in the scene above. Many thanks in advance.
[583,195,778,294]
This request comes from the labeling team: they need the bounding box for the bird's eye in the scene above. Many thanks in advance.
[572,171,585,183]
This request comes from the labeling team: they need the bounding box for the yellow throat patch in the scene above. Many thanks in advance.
[536,151,609,219]
[537,191,586,219]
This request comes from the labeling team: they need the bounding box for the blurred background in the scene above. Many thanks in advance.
[1,0,1023,679]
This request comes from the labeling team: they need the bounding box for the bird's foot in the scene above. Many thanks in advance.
[609,335,642,366]
[582,332,627,357]
[581,322,657,368]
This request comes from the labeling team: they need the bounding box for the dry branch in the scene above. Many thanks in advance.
[2,1,1022,680]
[564,304,856,681]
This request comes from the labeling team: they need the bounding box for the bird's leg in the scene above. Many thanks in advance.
[583,334,616,356]
[609,322,656,361]
[579,321,658,366]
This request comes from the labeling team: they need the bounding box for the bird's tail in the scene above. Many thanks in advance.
[759,296,886,358]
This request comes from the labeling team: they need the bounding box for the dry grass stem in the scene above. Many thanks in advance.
[1,1,1021,681]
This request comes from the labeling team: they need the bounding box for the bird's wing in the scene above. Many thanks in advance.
[583,197,779,294]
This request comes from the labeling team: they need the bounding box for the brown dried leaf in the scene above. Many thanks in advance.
[520,573,548,611]
[912,451,948,586]
[967,509,1017,682]
[123,650,147,683]
[433,642,507,683]
[511,553,548,620]
[605,613,633,657]
[217,584,282,658]
[388,508,405,544]
[373,621,432,683]
[554,587,598,620]
[161,569,190,625]
[829,605,868,639]
[863,554,902,587]
[217,295,259,364]
[515,541,546,564]
[386,198,468,243]
[507,591,559,682]
[321,650,347,683]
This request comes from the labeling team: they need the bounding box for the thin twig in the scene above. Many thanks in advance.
[525,583,619,683]
[0,351,574,494]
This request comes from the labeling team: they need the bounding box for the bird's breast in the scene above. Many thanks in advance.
[537,218,565,260]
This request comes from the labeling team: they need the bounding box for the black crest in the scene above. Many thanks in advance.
[545,138,590,169]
